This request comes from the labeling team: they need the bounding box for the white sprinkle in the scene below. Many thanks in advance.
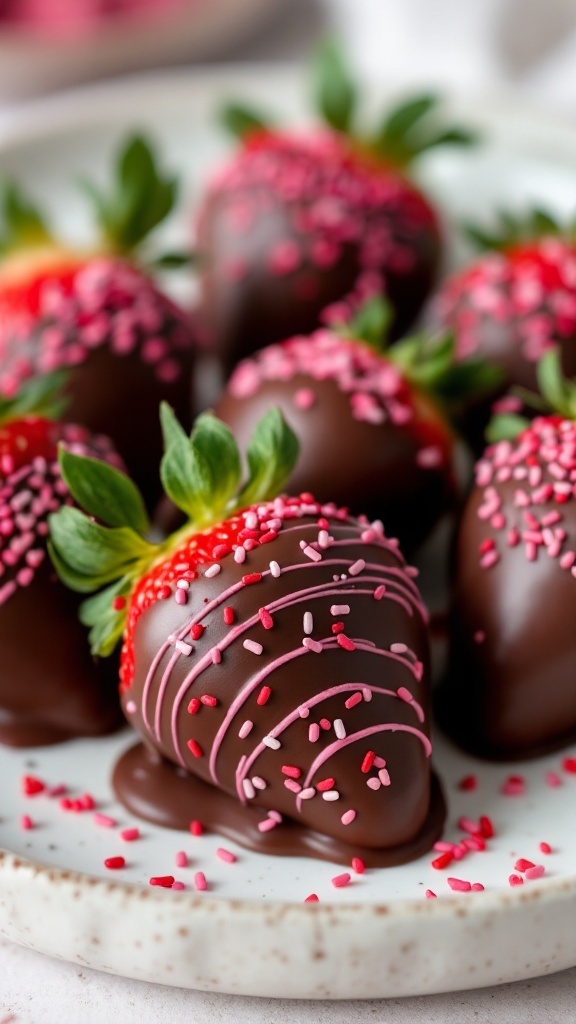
[204,563,221,578]
[322,790,340,801]
[269,560,281,577]
[349,558,366,576]
[303,544,322,562]
[234,546,246,564]
[330,604,350,616]
[362,687,372,702]
[334,719,346,739]
[243,779,256,799]
[175,640,193,656]
[238,720,253,739]
[341,809,357,825]
[379,768,391,786]
[252,776,267,790]
[300,787,316,800]
[303,611,314,635]
[176,579,190,590]
[391,642,407,654]
[244,511,258,529]
[125,700,137,714]
[367,777,381,790]
[243,639,263,655]
[302,637,323,654]
[263,735,281,750]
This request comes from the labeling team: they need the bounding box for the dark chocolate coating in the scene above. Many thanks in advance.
[0,560,121,747]
[114,506,445,862]
[437,476,576,759]
[197,137,441,373]
[214,374,454,552]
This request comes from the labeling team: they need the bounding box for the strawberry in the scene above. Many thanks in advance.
[430,208,576,447]
[49,404,444,864]
[196,41,475,371]
[213,296,501,551]
[0,372,123,747]
[0,136,196,505]
[437,349,576,758]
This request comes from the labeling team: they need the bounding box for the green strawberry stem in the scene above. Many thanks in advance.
[48,405,299,657]
[487,348,576,442]
[464,206,571,253]
[0,370,69,425]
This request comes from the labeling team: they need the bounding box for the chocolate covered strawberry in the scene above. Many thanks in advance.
[49,405,445,865]
[0,136,195,505]
[437,350,576,758]
[0,373,124,746]
[197,41,475,371]
[430,208,576,446]
[213,297,500,551]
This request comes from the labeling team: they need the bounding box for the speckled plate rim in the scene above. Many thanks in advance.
[1,846,575,998]
[1,66,576,999]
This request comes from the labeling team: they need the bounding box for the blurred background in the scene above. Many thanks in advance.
[0,0,575,110]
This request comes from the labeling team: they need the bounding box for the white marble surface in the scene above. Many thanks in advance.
[1,0,576,1019]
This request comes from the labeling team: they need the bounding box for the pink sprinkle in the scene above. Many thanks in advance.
[345,692,363,710]
[309,723,320,742]
[378,768,391,786]
[172,881,186,891]
[367,778,381,790]
[252,776,267,790]
[373,585,386,600]
[425,890,437,899]
[239,720,253,739]
[397,686,413,702]
[509,874,524,886]
[332,872,351,888]
[540,842,553,854]
[258,818,277,833]
[294,387,316,410]
[546,770,562,788]
[175,589,188,606]
[300,787,315,800]
[336,634,356,652]
[304,893,320,903]
[303,637,323,653]
[330,604,350,616]
[216,847,237,864]
[352,857,365,874]
[194,872,208,891]
[447,877,472,892]
[303,544,322,562]
[341,809,357,825]
[94,813,116,828]
[259,607,274,630]
[175,851,188,868]
[243,779,256,799]
[120,828,140,842]
[20,815,33,830]
[471,883,485,892]
[501,774,525,796]
[243,639,263,656]
[525,865,545,880]
[284,779,302,794]
[211,648,222,665]
[204,563,221,579]
[349,558,366,576]
[480,549,499,569]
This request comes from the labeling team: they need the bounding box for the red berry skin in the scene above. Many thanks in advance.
[197,131,441,372]
[0,415,123,748]
[430,237,576,446]
[437,416,576,759]
[0,252,196,506]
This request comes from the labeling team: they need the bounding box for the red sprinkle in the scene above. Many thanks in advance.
[331,873,351,888]
[242,572,262,586]
[104,856,125,870]
[150,875,174,888]
[562,756,576,774]
[431,852,453,870]
[447,877,472,892]
[200,694,217,707]
[509,874,524,886]
[425,889,437,899]
[317,777,336,792]
[22,775,45,796]
[539,841,552,854]
[120,828,140,842]
[458,774,478,791]
[305,893,320,902]
[351,857,365,874]
[514,858,535,872]
[282,765,302,779]
[190,623,205,640]
[319,718,331,730]
[345,693,363,710]
[20,815,33,830]
[331,621,345,634]
[471,883,485,892]
[223,606,235,625]
[112,596,126,611]
[361,750,375,773]
[257,685,271,706]
[479,815,495,839]
[259,607,274,629]
[190,820,204,837]
[158,585,172,600]
[187,698,201,715]
[501,774,525,796]
[187,739,203,758]
[336,633,356,652]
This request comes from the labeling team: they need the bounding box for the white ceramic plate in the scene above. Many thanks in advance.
[0,67,576,1000]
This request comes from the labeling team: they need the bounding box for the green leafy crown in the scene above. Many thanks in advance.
[0,370,69,425]
[220,38,476,166]
[48,405,299,657]
[486,348,576,443]
[465,206,573,254]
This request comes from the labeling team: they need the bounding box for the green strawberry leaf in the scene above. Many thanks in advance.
[0,370,69,425]
[345,295,393,352]
[465,206,564,253]
[191,413,242,518]
[237,407,300,509]
[47,541,118,594]
[148,250,196,270]
[372,92,476,165]
[220,102,273,140]
[160,426,213,523]
[58,446,150,534]
[81,134,178,254]
[536,347,576,417]
[312,38,358,134]
[390,330,504,405]
[485,412,531,444]
[0,181,52,255]
[49,506,152,584]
